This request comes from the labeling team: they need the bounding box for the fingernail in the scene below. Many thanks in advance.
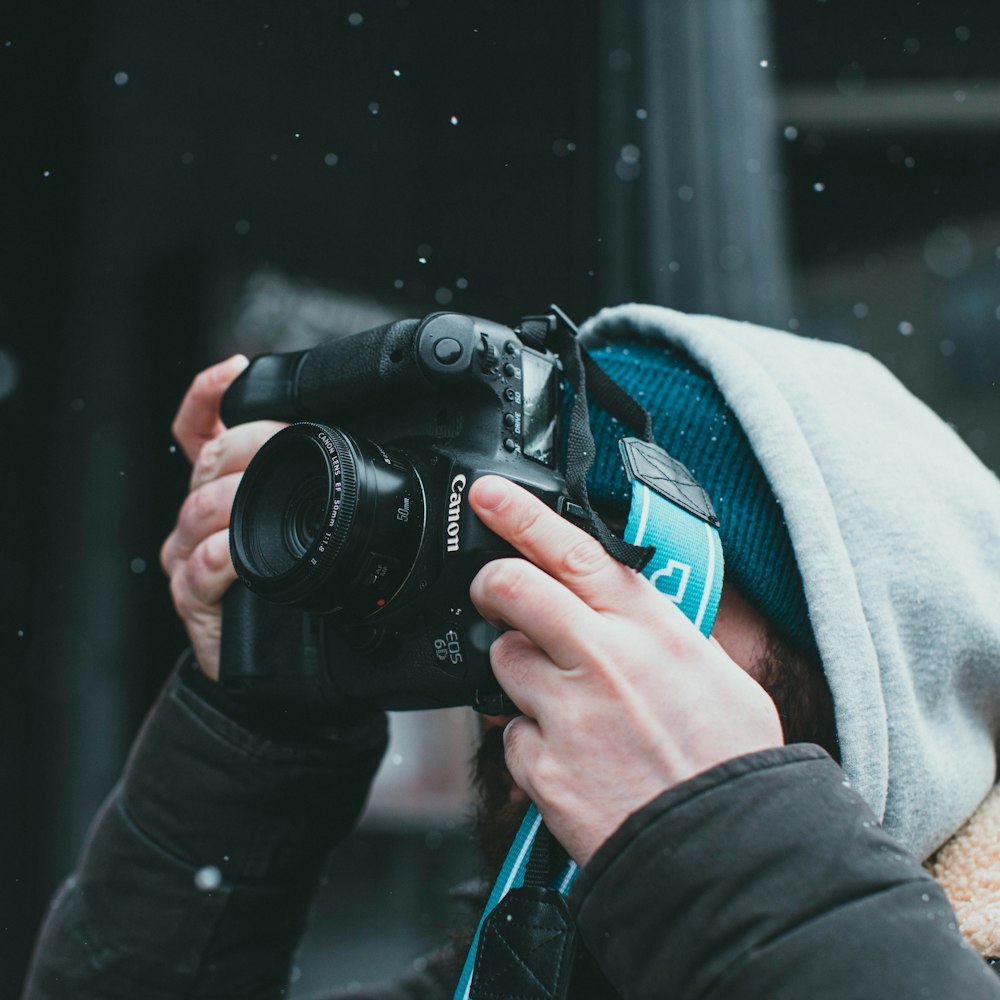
[473,476,511,511]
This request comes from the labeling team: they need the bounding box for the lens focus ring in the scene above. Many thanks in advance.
[230,423,359,604]
[230,422,425,617]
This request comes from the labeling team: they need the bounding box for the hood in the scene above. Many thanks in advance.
[581,303,1000,859]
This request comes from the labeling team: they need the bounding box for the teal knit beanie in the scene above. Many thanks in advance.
[585,341,814,656]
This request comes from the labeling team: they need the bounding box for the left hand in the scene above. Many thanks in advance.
[468,475,783,866]
[159,354,286,679]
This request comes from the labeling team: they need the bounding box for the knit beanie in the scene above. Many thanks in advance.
[584,340,814,657]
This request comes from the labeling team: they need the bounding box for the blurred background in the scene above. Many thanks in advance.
[3,0,999,992]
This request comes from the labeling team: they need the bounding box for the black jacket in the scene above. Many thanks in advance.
[22,659,1000,1000]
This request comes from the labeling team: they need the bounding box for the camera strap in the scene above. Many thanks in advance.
[542,312,660,574]
[453,321,725,1000]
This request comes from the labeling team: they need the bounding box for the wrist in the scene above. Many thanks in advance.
[112,652,389,885]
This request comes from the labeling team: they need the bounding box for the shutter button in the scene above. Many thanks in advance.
[433,338,464,365]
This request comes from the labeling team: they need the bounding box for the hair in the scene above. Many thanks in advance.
[471,723,532,880]
[755,624,839,760]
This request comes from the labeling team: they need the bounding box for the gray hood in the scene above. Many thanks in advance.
[581,303,1000,859]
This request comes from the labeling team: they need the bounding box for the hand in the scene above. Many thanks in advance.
[159,355,286,680]
[468,475,783,866]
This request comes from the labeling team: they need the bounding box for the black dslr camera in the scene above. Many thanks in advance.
[219,311,584,718]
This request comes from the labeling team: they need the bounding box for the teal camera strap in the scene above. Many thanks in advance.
[453,437,724,1000]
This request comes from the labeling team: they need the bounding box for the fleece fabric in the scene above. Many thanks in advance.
[930,781,1000,957]
[580,303,1000,860]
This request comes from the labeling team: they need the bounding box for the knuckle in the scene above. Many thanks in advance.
[510,502,547,546]
[159,535,175,576]
[483,559,527,604]
[192,367,216,393]
[193,439,222,477]
[185,543,213,586]
[502,717,528,762]
[489,629,518,662]
[184,482,220,528]
[196,535,232,576]
[558,533,606,578]
[529,752,560,798]
[490,632,530,684]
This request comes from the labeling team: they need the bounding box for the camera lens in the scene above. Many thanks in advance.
[283,475,327,558]
[230,423,426,615]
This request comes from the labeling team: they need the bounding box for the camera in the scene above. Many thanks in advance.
[219,311,587,718]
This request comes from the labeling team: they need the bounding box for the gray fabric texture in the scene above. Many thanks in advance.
[580,303,1000,859]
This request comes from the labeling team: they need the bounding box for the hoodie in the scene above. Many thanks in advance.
[580,303,1000,863]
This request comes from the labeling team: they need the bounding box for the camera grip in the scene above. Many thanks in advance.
[295,317,426,414]
[220,318,425,427]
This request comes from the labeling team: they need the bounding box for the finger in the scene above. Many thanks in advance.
[488,629,560,720]
[170,529,237,614]
[161,472,243,574]
[469,476,640,610]
[172,354,249,463]
[190,420,286,490]
[502,715,544,804]
[471,556,604,671]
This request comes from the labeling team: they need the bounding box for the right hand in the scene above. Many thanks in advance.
[159,354,286,680]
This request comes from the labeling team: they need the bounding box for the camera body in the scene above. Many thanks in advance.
[220,311,578,717]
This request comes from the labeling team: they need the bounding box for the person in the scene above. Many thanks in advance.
[22,303,1000,999]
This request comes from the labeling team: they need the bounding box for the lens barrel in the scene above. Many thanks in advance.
[230,423,425,616]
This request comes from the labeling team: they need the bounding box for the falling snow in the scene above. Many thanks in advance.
[194,866,222,891]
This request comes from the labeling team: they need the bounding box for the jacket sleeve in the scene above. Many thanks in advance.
[23,656,389,1000]
[569,744,1000,1000]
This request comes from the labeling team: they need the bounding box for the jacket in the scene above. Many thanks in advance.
[22,659,1000,1000]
